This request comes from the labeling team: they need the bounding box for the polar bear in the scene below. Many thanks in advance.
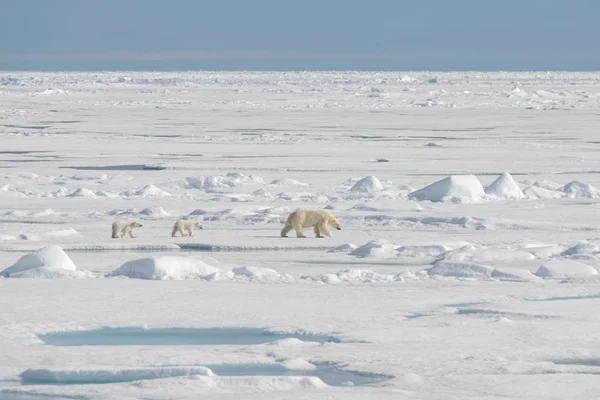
[172,219,203,237]
[111,221,143,239]
[281,209,341,238]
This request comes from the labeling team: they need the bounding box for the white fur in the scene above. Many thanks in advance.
[111,221,143,239]
[281,209,341,238]
[172,219,203,237]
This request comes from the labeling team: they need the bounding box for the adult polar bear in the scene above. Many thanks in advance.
[172,219,203,237]
[281,209,341,238]
[111,221,143,238]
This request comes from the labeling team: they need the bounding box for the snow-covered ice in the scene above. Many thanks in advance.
[2,71,600,399]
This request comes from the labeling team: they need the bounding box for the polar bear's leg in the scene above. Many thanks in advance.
[186,226,194,237]
[128,226,136,238]
[280,223,293,238]
[318,222,332,238]
[314,225,323,238]
[112,224,119,239]
[294,223,306,238]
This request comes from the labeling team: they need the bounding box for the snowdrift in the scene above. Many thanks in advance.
[108,256,224,280]
[0,245,91,278]
[408,175,485,203]
[349,176,384,193]
[535,258,599,279]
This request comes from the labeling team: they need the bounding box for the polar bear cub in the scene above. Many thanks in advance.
[281,209,341,238]
[172,219,203,237]
[111,221,143,239]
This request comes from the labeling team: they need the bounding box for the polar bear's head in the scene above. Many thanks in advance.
[194,221,203,229]
[329,218,341,230]
[131,222,143,228]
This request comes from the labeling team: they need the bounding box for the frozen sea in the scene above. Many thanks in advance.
[1,71,600,399]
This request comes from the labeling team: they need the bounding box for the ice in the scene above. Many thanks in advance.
[108,256,224,280]
[560,181,600,198]
[2,71,600,400]
[139,206,171,218]
[303,268,407,284]
[327,243,358,253]
[1,245,77,277]
[523,184,564,199]
[491,268,544,283]
[408,175,485,203]
[127,184,172,198]
[535,258,599,279]
[269,178,308,186]
[348,176,383,193]
[426,261,495,279]
[231,266,294,282]
[66,188,98,198]
[20,366,215,384]
[280,358,317,371]
[349,239,398,258]
[485,172,525,199]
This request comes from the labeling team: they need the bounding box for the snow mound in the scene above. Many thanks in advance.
[560,240,600,259]
[408,175,485,203]
[1,245,77,278]
[426,261,494,279]
[560,181,600,198]
[139,206,170,218]
[226,172,265,184]
[491,268,544,283]
[535,258,599,279]
[269,178,309,186]
[485,172,525,199]
[131,184,172,197]
[204,175,236,189]
[232,266,294,282]
[253,188,273,197]
[349,176,383,193]
[96,190,120,198]
[67,188,98,198]
[20,366,214,384]
[350,239,398,258]
[108,256,223,280]
[305,268,407,284]
[327,243,359,253]
[281,358,317,371]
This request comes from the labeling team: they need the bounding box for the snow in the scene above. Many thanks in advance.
[2,71,600,400]
[426,261,495,279]
[535,258,599,279]
[485,172,525,199]
[1,245,77,277]
[348,176,383,193]
[280,358,317,371]
[349,239,398,258]
[20,366,215,384]
[108,256,224,280]
[408,175,485,203]
[560,181,600,198]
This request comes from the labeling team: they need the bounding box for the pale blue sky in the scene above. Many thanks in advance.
[1,0,599,71]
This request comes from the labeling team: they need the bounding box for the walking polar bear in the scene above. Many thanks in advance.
[172,219,203,237]
[111,221,143,238]
[281,209,341,238]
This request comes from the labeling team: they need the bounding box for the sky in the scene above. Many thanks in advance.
[1,0,599,71]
